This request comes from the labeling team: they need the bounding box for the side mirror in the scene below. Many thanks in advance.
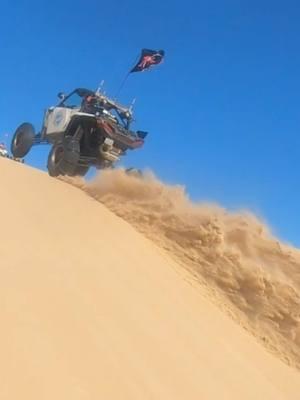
[57,92,66,100]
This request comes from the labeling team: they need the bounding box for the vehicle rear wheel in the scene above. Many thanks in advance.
[11,123,35,158]
[125,168,143,178]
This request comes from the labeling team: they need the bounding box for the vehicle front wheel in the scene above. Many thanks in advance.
[74,165,89,177]
[47,139,80,177]
[11,123,35,158]
[47,143,66,177]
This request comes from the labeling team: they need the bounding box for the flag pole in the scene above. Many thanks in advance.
[114,72,130,99]
[114,52,140,99]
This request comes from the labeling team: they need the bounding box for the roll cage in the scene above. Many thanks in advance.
[57,88,134,129]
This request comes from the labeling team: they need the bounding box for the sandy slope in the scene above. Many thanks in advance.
[1,157,300,400]
[78,169,300,369]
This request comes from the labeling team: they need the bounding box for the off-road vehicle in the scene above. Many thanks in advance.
[11,88,147,176]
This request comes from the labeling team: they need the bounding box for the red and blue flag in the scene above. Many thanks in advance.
[130,49,165,73]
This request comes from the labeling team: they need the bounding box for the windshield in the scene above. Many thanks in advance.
[60,92,83,108]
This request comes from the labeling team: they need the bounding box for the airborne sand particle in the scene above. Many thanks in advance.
[63,169,300,369]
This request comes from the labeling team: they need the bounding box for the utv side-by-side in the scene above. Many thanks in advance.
[11,88,148,176]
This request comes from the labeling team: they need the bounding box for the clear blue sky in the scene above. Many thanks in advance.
[1,0,300,246]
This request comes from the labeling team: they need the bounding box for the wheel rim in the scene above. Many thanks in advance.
[52,146,64,167]
[14,131,25,147]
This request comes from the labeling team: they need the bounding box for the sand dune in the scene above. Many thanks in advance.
[1,157,300,399]
[75,169,300,370]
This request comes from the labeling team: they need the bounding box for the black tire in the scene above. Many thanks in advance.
[125,168,143,178]
[47,143,66,177]
[47,138,80,177]
[11,123,35,158]
[74,165,89,177]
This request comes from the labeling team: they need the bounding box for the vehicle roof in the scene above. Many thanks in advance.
[74,88,95,97]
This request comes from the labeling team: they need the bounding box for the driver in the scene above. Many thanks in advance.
[81,94,99,114]
[81,95,119,124]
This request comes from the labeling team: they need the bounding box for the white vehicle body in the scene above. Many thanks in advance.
[43,107,93,137]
